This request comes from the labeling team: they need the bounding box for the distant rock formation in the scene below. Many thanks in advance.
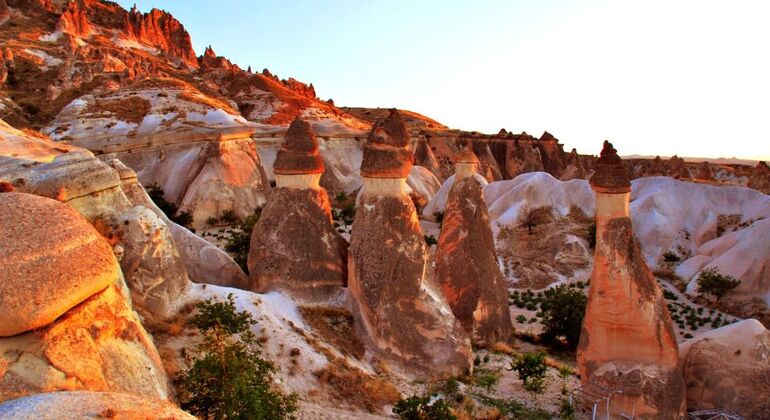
[348,110,471,379]
[414,136,441,179]
[436,147,513,344]
[0,193,169,402]
[577,141,685,419]
[123,6,198,68]
[748,160,770,193]
[248,118,347,300]
[679,319,770,419]
[505,138,544,178]
[472,140,503,182]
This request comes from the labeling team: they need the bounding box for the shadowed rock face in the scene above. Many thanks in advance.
[348,194,471,379]
[248,187,347,300]
[414,137,441,178]
[679,319,770,419]
[360,110,413,178]
[578,142,684,419]
[436,177,513,344]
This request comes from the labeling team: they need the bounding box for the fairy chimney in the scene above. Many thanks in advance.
[578,141,685,419]
[348,109,471,379]
[436,147,513,344]
[248,118,347,301]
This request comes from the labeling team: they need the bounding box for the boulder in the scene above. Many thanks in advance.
[0,391,194,420]
[679,319,770,418]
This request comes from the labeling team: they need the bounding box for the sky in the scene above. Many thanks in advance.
[117,0,770,161]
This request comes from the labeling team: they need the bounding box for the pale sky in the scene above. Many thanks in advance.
[118,0,770,161]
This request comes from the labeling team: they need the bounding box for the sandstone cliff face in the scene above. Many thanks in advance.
[248,188,347,300]
[505,139,544,179]
[679,319,770,419]
[0,193,169,403]
[348,194,471,379]
[436,177,513,344]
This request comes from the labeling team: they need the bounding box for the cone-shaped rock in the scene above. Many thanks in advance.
[578,142,685,419]
[414,136,441,179]
[273,117,324,175]
[436,147,513,344]
[360,109,413,178]
[248,119,347,301]
[348,111,471,379]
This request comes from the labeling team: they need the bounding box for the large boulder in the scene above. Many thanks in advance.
[0,391,194,420]
[0,193,169,402]
[436,149,513,344]
[679,319,770,418]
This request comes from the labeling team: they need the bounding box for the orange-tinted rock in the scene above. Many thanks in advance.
[123,7,198,68]
[578,143,685,419]
[414,136,441,179]
[436,176,513,344]
[0,193,119,337]
[359,109,413,178]
[504,139,543,178]
[56,0,92,37]
[273,117,324,175]
[248,187,347,301]
[348,194,471,379]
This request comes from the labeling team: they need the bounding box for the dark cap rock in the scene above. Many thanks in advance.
[589,141,631,193]
[273,117,324,175]
[360,109,413,178]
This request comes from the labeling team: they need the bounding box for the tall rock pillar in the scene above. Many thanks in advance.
[577,141,685,419]
[436,147,513,344]
[348,110,471,379]
[248,118,347,301]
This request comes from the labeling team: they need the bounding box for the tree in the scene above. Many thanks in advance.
[508,351,547,395]
[177,294,297,419]
[224,212,261,272]
[520,206,553,235]
[393,395,456,420]
[540,285,587,350]
[697,267,740,303]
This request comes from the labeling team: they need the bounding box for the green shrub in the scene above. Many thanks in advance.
[335,191,348,203]
[662,289,679,301]
[220,209,238,224]
[424,235,438,246]
[540,285,587,350]
[393,395,456,420]
[697,267,740,303]
[206,216,219,226]
[508,351,547,394]
[516,315,527,324]
[559,397,576,419]
[433,211,444,227]
[224,211,261,272]
[475,369,500,391]
[663,251,681,263]
[177,294,297,419]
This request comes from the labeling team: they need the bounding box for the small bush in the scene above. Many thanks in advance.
[424,235,438,246]
[540,285,587,350]
[697,267,740,303]
[516,315,527,324]
[475,369,500,391]
[206,216,219,226]
[225,211,261,272]
[508,351,547,395]
[146,184,194,230]
[393,395,456,420]
[176,294,297,419]
[335,191,348,203]
[663,251,681,263]
[662,289,679,301]
[433,211,444,227]
[220,209,238,224]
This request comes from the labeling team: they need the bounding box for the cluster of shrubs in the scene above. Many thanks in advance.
[668,302,731,336]
[146,184,194,230]
[509,284,587,350]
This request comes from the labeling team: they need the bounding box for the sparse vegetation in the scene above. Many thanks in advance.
[424,235,438,246]
[145,184,194,231]
[539,285,587,350]
[697,267,740,303]
[393,394,456,420]
[433,211,444,227]
[176,294,297,419]
[508,351,547,395]
[663,251,681,263]
[220,209,238,224]
[224,211,261,272]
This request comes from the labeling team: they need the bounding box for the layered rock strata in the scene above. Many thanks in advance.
[347,110,471,379]
[248,118,347,300]
[436,147,513,344]
[577,141,685,419]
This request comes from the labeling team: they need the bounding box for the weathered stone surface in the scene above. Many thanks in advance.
[348,194,471,379]
[679,319,770,419]
[0,193,119,337]
[360,110,413,178]
[414,137,441,179]
[248,187,347,301]
[116,206,191,321]
[436,177,513,344]
[273,117,324,175]
[589,141,631,193]
[0,391,193,420]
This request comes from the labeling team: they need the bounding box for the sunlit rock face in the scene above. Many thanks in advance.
[679,319,770,419]
[248,118,347,301]
[0,193,169,403]
[436,148,513,344]
[0,391,195,420]
[348,110,471,380]
[577,141,685,419]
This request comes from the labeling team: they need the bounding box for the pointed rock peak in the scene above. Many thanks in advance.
[273,118,323,175]
[757,161,769,171]
[455,145,479,165]
[361,109,413,178]
[589,140,631,192]
[571,148,578,155]
[498,128,508,136]
[540,131,557,142]
[203,45,216,58]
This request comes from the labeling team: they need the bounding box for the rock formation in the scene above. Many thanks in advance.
[414,136,441,179]
[0,391,195,419]
[472,140,504,182]
[505,139,544,178]
[679,319,770,419]
[577,141,685,419]
[348,110,471,379]
[247,118,347,300]
[0,192,169,402]
[435,147,513,344]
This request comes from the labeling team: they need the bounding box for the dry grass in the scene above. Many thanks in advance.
[314,361,401,413]
[485,341,515,355]
[298,306,365,359]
